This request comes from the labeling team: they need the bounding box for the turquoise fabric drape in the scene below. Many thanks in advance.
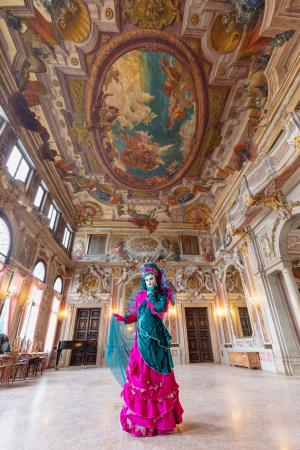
[106,316,136,386]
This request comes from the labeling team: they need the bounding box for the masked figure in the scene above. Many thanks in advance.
[106,262,183,437]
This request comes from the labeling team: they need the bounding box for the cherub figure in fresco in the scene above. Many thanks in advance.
[160,56,195,129]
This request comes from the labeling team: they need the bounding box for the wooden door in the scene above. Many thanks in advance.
[70,308,101,365]
[185,307,213,363]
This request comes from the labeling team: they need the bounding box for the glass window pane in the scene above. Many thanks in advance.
[63,228,70,248]
[6,146,21,177]
[49,209,57,229]
[53,277,63,293]
[44,297,60,353]
[33,261,46,282]
[15,158,30,183]
[48,204,53,219]
[88,235,106,254]
[34,186,44,208]
[0,218,11,261]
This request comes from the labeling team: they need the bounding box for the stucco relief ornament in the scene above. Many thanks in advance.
[260,233,274,261]
[123,0,180,29]
[175,266,214,296]
[246,190,292,219]
[77,265,110,301]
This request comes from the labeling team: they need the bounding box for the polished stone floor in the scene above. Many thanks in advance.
[1,364,300,450]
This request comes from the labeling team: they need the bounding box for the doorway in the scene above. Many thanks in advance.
[185,307,213,363]
[70,308,101,366]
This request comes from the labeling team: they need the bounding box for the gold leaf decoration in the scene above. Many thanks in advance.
[123,0,180,29]
[55,0,91,43]
[69,79,85,113]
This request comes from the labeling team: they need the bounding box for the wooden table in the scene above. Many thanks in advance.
[229,351,261,369]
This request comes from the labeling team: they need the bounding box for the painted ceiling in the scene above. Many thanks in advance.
[0,0,296,230]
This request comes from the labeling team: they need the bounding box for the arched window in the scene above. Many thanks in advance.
[32,260,46,282]
[53,276,63,294]
[0,215,12,263]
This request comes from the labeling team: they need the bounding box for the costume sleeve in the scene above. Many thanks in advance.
[125,313,137,324]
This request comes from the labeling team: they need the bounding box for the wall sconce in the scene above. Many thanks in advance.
[168,305,176,316]
[215,306,229,318]
[58,308,69,321]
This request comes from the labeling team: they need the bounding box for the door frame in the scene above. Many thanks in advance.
[60,302,110,368]
[179,301,220,364]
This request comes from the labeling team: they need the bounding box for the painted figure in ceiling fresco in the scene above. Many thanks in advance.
[106,262,183,437]
[99,50,196,188]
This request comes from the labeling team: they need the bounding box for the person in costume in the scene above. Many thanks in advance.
[106,262,183,437]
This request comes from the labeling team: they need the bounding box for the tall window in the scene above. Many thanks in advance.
[48,202,59,230]
[32,260,46,282]
[88,235,106,255]
[34,182,48,211]
[20,283,43,342]
[53,276,63,294]
[44,296,60,354]
[62,225,73,250]
[0,216,12,263]
[6,140,33,184]
[180,235,200,255]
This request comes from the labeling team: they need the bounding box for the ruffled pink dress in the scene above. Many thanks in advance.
[120,290,183,437]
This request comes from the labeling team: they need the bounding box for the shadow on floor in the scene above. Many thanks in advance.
[180,421,225,435]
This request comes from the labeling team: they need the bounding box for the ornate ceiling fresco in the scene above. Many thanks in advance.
[86,30,207,190]
[0,0,298,231]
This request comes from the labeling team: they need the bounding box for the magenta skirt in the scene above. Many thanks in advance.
[120,335,184,437]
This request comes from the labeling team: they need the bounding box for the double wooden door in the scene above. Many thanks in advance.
[185,307,213,363]
[70,308,101,366]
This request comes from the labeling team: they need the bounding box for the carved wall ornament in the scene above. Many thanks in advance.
[218,248,245,274]
[229,226,252,244]
[260,232,275,262]
[225,265,243,293]
[123,0,180,29]
[77,265,110,300]
[175,266,214,296]
[246,190,292,219]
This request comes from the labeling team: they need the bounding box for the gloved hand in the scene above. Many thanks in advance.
[113,313,126,322]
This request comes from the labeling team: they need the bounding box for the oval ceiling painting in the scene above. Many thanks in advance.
[87,31,207,190]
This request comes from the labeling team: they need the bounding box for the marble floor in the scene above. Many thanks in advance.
[1,364,300,450]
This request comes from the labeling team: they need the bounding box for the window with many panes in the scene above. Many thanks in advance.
[180,235,200,255]
[0,216,12,263]
[34,182,48,211]
[88,235,106,255]
[48,203,59,230]
[6,140,33,184]
[62,225,72,249]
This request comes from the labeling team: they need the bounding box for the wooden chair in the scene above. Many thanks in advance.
[0,364,15,387]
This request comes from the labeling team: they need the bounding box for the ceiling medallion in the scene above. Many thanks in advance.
[86,30,208,191]
[123,0,180,29]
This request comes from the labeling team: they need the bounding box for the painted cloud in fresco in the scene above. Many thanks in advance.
[99,50,196,188]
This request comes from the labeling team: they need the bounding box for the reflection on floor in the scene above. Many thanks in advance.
[0,363,299,450]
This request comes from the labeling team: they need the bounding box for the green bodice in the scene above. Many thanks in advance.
[137,298,173,375]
